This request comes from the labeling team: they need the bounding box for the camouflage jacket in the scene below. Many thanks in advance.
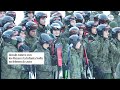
[24,35,37,52]
[1,42,22,79]
[34,43,57,79]
[69,47,84,79]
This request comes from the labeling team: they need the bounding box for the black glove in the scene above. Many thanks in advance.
[51,55,57,66]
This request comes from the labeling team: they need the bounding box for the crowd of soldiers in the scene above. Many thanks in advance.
[0,11,120,79]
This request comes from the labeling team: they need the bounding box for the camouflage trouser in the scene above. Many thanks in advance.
[93,66,113,79]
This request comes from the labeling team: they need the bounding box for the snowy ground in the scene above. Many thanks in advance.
[14,11,110,26]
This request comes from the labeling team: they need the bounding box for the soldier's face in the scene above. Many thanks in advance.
[20,31,26,40]
[70,20,76,26]
[0,11,5,18]
[53,30,60,37]
[79,29,84,36]
[14,31,19,36]
[103,30,109,39]
[75,41,81,49]
[27,13,34,18]
[29,29,36,37]
[43,43,49,49]
[117,32,120,41]
[40,17,46,25]
[91,27,97,34]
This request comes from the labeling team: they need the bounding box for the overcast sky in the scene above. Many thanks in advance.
[14,11,110,25]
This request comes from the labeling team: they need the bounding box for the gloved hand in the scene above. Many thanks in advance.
[51,55,57,66]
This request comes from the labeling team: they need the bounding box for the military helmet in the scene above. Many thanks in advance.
[69,26,79,36]
[50,23,61,30]
[2,29,14,43]
[73,13,84,23]
[97,24,110,36]
[50,16,61,25]
[109,21,118,28]
[35,12,47,23]
[94,14,100,21]
[85,21,97,32]
[69,34,80,47]
[51,11,62,20]
[64,15,75,26]
[19,17,29,26]
[2,16,14,26]
[39,33,53,45]
[25,21,38,32]
[75,23,86,30]
[53,20,64,29]
[112,27,120,38]
[98,14,109,24]
[82,11,91,22]
[12,26,23,35]
[5,11,16,21]
[3,22,15,32]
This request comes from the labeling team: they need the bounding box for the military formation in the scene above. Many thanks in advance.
[0,11,120,79]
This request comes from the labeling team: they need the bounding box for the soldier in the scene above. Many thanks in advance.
[68,34,84,79]
[85,21,98,43]
[24,21,38,51]
[110,11,120,27]
[12,26,26,41]
[1,29,22,79]
[3,22,15,32]
[18,17,29,31]
[15,36,30,79]
[87,24,113,79]
[53,20,65,33]
[34,33,57,79]
[93,14,100,26]
[110,27,120,78]
[82,11,91,23]
[5,11,16,21]
[73,12,84,23]
[34,12,47,37]
[98,14,109,25]
[23,11,37,24]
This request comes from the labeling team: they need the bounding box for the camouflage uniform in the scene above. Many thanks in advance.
[1,42,22,79]
[87,37,113,79]
[69,47,83,79]
[36,25,47,37]
[24,35,37,52]
[34,43,57,79]
[110,38,120,76]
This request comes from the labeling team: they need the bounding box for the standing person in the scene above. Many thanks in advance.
[1,29,22,79]
[24,21,38,52]
[87,24,113,79]
[110,27,120,78]
[68,34,84,79]
[34,33,57,79]
[34,12,47,37]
